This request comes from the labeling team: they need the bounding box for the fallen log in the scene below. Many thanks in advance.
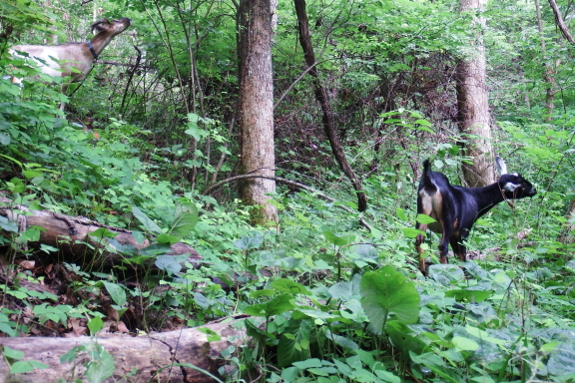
[0,200,200,273]
[0,316,253,383]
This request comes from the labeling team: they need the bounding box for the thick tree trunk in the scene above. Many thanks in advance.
[237,0,278,225]
[0,316,252,383]
[455,0,494,187]
[293,0,368,212]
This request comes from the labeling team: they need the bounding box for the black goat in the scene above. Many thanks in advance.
[415,157,536,274]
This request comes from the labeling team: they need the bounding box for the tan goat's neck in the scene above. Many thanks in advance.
[89,30,117,56]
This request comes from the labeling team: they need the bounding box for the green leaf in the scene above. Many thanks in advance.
[155,233,180,245]
[445,289,492,302]
[396,208,408,221]
[87,316,104,336]
[244,293,294,317]
[197,327,221,342]
[416,214,436,225]
[322,230,351,247]
[360,266,420,334]
[271,278,311,296]
[102,281,127,307]
[85,346,116,383]
[10,360,34,374]
[403,227,425,239]
[2,346,24,360]
[154,255,183,275]
[233,232,263,250]
[0,322,16,337]
[89,228,119,239]
[465,326,506,346]
[132,206,162,234]
[169,200,198,238]
[292,358,323,369]
[386,321,427,356]
[324,329,358,350]
[452,336,479,351]
[277,318,313,367]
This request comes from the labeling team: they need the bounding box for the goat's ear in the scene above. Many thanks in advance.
[496,156,508,175]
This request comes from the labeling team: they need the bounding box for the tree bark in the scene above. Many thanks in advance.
[0,202,200,273]
[237,0,278,224]
[0,316,252,383]
[293,0,368,212]
[548,0,575,43]
[535,0,557,121]
[455,0,495,187]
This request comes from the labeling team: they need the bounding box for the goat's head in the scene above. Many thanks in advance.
[496,157,537,199]
[90,18,131,37]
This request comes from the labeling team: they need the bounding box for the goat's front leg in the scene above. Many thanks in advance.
[450,236,467,263]
[438,224,453,265]
[59,83,69,111]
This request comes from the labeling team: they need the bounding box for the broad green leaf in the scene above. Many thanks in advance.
[292,358,323,369]
[396,208,408,221]
[155,233,180,245]
[244,293,294,317]
[271,278,311,296]
[85,347,116,383]
[452,336,479,351]
[89,228,119,239]
[197,327,221,342]
[322,230,351,247]
[154,255,183,275]
[360,266,420,334]
[233,232,263,250]
[102,281,127,307]
[324,329,358,350]
[464,326,506,346]
[87,316,104,336]
[277,318,313,367]
[403,227,425,238]
[386,320,427,356]
[132,206,162,234]
[10,360,34,374]
[2,346,24,360]
[445,289,492,302]
[169,200,198,238]
[416,214,436,225]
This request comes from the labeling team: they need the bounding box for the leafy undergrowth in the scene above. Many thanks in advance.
[1,63,575,382]
[2,178,575,382]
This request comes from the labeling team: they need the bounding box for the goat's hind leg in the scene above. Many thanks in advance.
[415,223,428,274]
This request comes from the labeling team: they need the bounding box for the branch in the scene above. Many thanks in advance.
[548,0,575,42]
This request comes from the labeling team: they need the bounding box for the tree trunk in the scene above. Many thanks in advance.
[455,0,494,187]
[535,0,557,121]
[548,0,575,43]
[0,316,252,383]
[237,0,278,225]
[293,0,368,212]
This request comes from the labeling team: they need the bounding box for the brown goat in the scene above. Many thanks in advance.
[10,18,131,108]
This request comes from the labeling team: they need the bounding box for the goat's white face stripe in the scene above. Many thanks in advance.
[503,182,519,192]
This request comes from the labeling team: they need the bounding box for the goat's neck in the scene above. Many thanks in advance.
[472,182,507,218]
[89,31,117,56]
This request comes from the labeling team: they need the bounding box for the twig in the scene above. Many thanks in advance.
[120,45,142,114]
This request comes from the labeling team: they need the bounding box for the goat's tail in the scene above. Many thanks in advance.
[420,159,438,194]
